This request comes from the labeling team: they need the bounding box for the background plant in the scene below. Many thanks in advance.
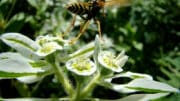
[0,0,179,100]
[0,33,179,101]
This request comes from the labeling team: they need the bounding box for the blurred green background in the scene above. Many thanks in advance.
[0,0,179,100]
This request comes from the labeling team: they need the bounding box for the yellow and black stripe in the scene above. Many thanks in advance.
[66,2,92,15]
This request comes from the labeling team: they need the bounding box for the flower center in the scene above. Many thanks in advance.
[72,58,91,72]
[103,56,118,69]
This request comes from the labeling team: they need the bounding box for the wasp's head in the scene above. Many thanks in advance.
[66,4,73,12]
[93,0,105,8]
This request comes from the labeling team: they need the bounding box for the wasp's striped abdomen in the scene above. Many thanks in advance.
[66,2,91,15]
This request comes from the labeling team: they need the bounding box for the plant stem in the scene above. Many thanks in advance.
[50,56,74,97]
[81,71,100,98]
[71,79,81,101]
[5,0,16,22]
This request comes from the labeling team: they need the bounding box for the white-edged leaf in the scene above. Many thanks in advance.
[125,78,179,93]
[0,33,41,60]
[105,72,153,82]
[110,84,137,93]
[69,42,94,59]
[2,98,69,101]
[0,52,44,78]
[17,75,43,84]
[103,72,179,93]
[101,93,169,101]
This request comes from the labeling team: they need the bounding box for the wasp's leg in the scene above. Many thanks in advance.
[69,20,90,44]
[95,19,102,40]
[79,15,89,31]
[62,15,76,37]
[80,15,87,20]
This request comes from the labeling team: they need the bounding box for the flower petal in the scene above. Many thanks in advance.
[98,51,128,72]
[36,42,62,56]
[66,57,96,76]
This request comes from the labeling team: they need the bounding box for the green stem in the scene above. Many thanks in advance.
[31,70,54,94]
[5,0,16,22]
[71,79,81,101]
[81,71,100,98]
[49,55,74,97]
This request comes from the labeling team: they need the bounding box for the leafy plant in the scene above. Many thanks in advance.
[0,0,179,100]
[0,33,179,101]
[156,49,180,88]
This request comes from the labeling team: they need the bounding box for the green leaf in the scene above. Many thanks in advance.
[158,67,180,88]
[164,57,180,69]
[0,71,37,78]
[27,0,49,14]
[0,33,41,60]
[29,60,49,68]
[27,0,38,9]
[5,13,26,32]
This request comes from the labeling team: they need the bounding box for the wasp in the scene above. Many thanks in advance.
[64,0,131,44]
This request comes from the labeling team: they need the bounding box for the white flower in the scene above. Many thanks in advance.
[98,50,128,72]
[66,57,96,76]
[35,35,52,45]
[36,35,69,46]
[35,35,68,56]
[36,42,62,56]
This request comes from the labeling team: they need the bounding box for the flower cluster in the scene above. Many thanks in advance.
[98,50,128,72]
[66,57,96,76]
[65,37,129,76]
[35,35,67,56]
[0,33,179,101]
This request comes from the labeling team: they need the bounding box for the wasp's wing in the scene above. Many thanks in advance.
[104,0,132,7]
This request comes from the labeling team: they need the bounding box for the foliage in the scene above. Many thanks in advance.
[0,0,179,100]
[156,50,180,88]
[129,0,180,94]
[0,33,179,101]
[129,0,180,72]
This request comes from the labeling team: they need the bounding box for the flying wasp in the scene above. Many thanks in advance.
[64,0,131,44]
